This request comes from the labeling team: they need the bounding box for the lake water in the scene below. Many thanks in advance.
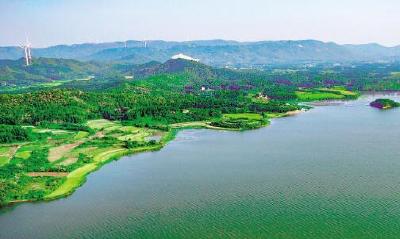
[1,93,400,239]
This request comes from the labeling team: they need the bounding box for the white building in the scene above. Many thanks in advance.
[171,53,200,62]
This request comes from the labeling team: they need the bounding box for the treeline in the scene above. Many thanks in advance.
[0,81,301,128]
[0,125,31,143]
[0,90,91,125]
[38,122,94,133]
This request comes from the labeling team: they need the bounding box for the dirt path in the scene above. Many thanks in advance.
[9,145,20,158]
[27,172,69,177]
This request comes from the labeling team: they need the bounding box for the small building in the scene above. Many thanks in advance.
[171,53,200,62]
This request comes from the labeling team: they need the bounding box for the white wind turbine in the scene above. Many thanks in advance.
[20,38,32,66]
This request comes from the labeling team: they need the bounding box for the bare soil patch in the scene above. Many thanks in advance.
[27,172,69,177]
[48,142,82,162]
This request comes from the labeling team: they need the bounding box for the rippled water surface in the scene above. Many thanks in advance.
[1,94,400,239]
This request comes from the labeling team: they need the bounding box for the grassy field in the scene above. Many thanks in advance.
[45,163,97,199]
[0,146,18,166]
[14,150,31,160]
[296,88,358,101]
[223,113,263,121]
[0,156,8,166]
[87,119,116,129]
[296,91,345,101]
[74,131,89,140]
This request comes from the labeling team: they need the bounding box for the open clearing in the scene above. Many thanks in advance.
[296,91,345,101]
[48,142,83,162]
[0,145,19,166]
[223,113,263,120]
[87,119,116,130]
[296,87,358,101]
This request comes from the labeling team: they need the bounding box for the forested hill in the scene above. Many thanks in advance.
[0,57,263,91]
[2,56,400,93]
[2,40,400,66]
[0,58,102,87]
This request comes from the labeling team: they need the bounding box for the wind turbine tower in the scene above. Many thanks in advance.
[20,39,32,66]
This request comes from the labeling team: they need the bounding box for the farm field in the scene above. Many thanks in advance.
[0,119,169,204]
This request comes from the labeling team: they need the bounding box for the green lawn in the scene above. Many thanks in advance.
[0,146,18,166]
[87,119,116,130]
[0,156,9,166]
[14,151,31,160]
[45,163,97,199]
[296,91,345,101]
[296,88,358,101]
[92,148,127,163]
[73,131,89,140]
[322,87,358,97]
[223,113,263,120]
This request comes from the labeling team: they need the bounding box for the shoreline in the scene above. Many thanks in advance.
[7,89,382,209]
[2,110,306,208]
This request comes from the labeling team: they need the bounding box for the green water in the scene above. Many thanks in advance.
[1,94,400,239]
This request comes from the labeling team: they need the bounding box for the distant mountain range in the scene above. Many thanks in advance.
[2,40,400,66]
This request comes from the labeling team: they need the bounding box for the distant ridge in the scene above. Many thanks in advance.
[1,40,400,66]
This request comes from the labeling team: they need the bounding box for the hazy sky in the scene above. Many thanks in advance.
[1,0,400,47]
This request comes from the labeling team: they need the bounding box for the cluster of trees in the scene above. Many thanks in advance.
[370,98,400,109]
[38,122,94,133]
[0,124,31,143]
[124,139,157,149]
[210,118,267,130]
